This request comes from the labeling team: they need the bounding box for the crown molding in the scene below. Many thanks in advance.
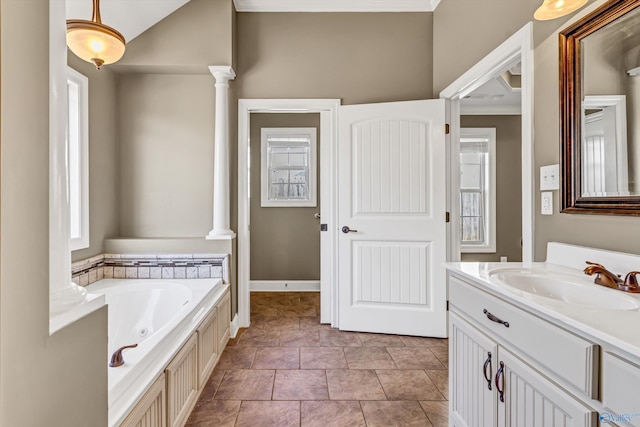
[234,0,440,12]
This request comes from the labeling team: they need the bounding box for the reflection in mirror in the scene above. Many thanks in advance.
[581,5,640,198]
[581,95,630,197]
[560,0,640,214]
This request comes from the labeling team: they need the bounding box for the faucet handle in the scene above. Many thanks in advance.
[109,343,138,367]
[585,261,604,268]
[623,272,640,292]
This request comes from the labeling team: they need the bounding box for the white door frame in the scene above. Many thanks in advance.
[237,99,341,328]
[440,22,534,262]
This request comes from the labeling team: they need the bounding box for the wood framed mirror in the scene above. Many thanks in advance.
[560,0,640,215]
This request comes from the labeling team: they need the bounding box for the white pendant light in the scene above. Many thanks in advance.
[534,0,589,20]
[66,0,126,70]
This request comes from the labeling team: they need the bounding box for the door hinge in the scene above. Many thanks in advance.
[445,123,450,134]
[445,212,450,223]
[446,300,450,311]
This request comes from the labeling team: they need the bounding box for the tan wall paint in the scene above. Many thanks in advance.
[114,0,233,70]
[1,1,108,425]
[117,73,216,237]
[432,0,589,95]
[582,28,627,96]
[249,113,321,281]
[236,12,434,103]
[68,55,119,262]
[534,0,640,260]
[113,11,433,315]
[460,115,522,262]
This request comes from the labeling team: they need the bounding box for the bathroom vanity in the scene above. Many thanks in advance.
[447,243,640,426]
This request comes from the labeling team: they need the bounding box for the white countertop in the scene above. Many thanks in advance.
[446,260,640,361]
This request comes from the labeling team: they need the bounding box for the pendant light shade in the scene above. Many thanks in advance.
[66,0,126,70]
[534,0,589,20]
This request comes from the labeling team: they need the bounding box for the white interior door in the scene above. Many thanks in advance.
[338,99,447,337]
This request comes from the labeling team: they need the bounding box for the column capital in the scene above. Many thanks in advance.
[208,65,236,81]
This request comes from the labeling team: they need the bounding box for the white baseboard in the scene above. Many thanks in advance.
[230,313,239,338]
[250,280,320,292]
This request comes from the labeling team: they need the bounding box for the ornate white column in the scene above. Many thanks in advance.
[206,66,236,240]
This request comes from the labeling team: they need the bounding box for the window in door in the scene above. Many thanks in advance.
[460,128,496,253]
[67,67,89,251]
[261,127,317,207]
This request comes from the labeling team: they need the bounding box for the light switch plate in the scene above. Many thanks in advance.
[541,192,553,215]
[540,164,560,191]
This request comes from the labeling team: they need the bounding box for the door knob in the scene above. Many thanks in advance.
[342,226,358,233]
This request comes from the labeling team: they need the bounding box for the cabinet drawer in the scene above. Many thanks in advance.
[449,275,599,399]
[602,352,640,426]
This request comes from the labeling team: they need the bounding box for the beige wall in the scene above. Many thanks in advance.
[112,11,434,315]
[434,0,640,260]
[236,12,434,103]
[582,27,627,96]
[117,73,216,237]
[249,113,321,281]
[432,0,588,95]
[461,115,522,263]
[1,1,108,425]
[534,0,640,260]
[111,0,238,314]
[68,55,119,262]
[114,0,233,71]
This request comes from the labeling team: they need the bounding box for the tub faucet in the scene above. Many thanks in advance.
[109,344,138,367]
[584,262,640,293]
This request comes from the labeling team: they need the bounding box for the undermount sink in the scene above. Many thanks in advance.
[488,268,640,311]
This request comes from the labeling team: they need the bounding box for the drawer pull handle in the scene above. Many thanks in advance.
[483,351,492,390]
[483,309,510,328]
[495,361,505,403]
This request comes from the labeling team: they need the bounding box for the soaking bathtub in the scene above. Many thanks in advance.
[85,278,227,427]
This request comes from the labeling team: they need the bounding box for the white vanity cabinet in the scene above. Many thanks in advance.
[450,312,498,426]
[448,272,598,427]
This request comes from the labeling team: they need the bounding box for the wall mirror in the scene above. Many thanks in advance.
[560,0,640,215]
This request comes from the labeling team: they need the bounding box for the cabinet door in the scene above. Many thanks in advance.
[450,312,499,427]
[120,373,166,427]
[217,291,231,351]
[166,334,199,427]
[497,348,597,427]
[602,351,640,427]
[197,306,218,389]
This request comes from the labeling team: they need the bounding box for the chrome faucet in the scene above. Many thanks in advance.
[584,262,640,293]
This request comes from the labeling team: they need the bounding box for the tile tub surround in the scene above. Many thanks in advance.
[71,253,229,287]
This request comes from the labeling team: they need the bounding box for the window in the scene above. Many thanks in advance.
[261,127,317,207]
[460,128,496,253]
[67,67,89,251]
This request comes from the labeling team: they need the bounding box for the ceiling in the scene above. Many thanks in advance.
[460,67,522,115]
[66,0,441,42]
[66,0,191,42]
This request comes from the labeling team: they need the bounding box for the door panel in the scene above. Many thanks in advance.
[338,99,447,337]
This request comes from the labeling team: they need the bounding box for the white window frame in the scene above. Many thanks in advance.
[261,127,317,207]
[460,128,496,253]
[67,67,90,251]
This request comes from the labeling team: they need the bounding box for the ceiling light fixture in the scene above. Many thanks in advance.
[66,0,126,70]
[534,0,588,20]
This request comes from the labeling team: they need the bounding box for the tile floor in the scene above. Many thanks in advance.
[186,292,449,426]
